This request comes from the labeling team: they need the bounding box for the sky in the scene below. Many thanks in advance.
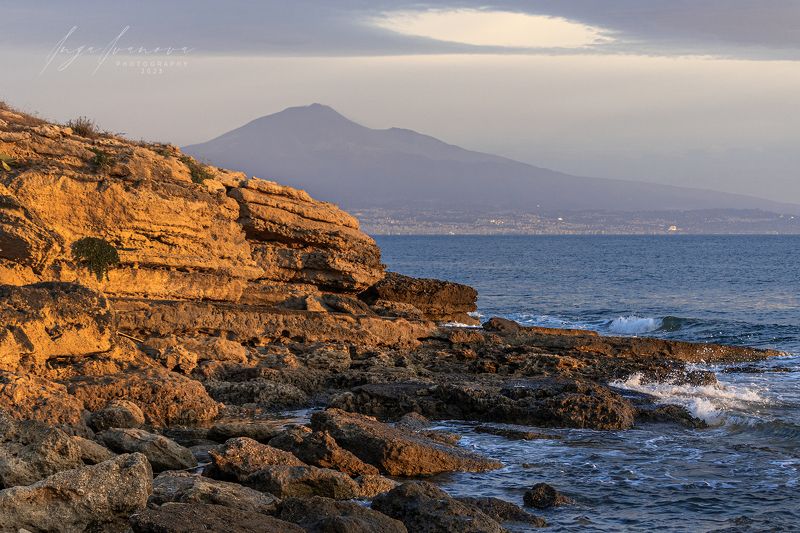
[1,1,799,203]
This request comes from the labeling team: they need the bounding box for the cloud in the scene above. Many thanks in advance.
[369,9,615,49]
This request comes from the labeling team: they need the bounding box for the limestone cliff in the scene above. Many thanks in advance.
[0,108,383,306]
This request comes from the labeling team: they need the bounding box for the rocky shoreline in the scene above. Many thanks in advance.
[0,106,782,531]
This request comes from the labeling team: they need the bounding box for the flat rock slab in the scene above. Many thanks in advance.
[311,408,501,477]
[130,502,303,533]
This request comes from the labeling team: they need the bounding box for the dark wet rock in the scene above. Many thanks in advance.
[150,471,280,514]
[311,408,501,476]
[208,419,286,443]
[0,453,151,532]
[372,481,506,533]
[89,399,145,432]
[269,426,380,477]
[361,272,478,324]
[523,483,573,509]
[130,502,303,533]
[333,377,636,430]
[279,496,408,532]
[474,425,562,441]
[205,437,305,483]
[457,496,547,527]
[482,317,524,334]
[0,413,83,488]
[71,435,116,464]
[721,365,792,374]
[243,464,361,499]
[98,428,197,473]
[636,404,708,429]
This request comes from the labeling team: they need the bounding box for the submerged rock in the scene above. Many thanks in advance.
[0,453,152,532]
[523,483,573,509]
[372,481,507,533]
[311,408,502,476]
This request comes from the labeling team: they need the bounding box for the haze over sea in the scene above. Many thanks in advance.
[376,235,800,532]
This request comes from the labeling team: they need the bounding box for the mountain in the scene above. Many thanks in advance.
[184,104,800,216]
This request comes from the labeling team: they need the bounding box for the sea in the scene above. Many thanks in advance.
[374,235,800,532]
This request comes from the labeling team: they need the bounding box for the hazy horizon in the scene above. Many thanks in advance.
[2,1,799,203]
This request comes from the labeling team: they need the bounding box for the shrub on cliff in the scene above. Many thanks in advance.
[89,148,113,172]
[179,155,213,184]
[71,237,120,281]
[66,116,100,138]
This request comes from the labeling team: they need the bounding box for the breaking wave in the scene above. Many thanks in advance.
[611,373,769,424]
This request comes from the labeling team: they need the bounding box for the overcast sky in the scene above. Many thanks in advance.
[2,1,799,203]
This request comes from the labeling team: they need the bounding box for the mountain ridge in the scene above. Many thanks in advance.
[184,104,800,217]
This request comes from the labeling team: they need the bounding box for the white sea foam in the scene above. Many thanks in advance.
[611,373,768,424]
[607,316,662,335]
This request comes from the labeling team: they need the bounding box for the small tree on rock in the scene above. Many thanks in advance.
[71,237,120,281]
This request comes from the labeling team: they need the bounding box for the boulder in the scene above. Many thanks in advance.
[151,471,279,514]
[89,399,145,431]
[67,366,219,427]
[0,453,152,532]
[269,426,380,477]
[0,413,84,488]
[204,378,308,409]
[205,437,305,482]
[243,464,361,499]
[360,273,478,324]
[372,481,506,533]
[130,502,303,533]
[98,428,197,473]
[208,419,286,443]
[523,483,573,509]
[311,409,501,476]
[279,496,408,533]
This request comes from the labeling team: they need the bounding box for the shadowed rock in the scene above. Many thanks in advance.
[311,408,502,476]
[151,471,280,514]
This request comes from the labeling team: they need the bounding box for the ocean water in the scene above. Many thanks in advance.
[375,235,800,532]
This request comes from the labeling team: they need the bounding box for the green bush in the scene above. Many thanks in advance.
[89,147,113,171]
[67,116,100,138]
[179,155,213,184]
[71,237,120,281]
